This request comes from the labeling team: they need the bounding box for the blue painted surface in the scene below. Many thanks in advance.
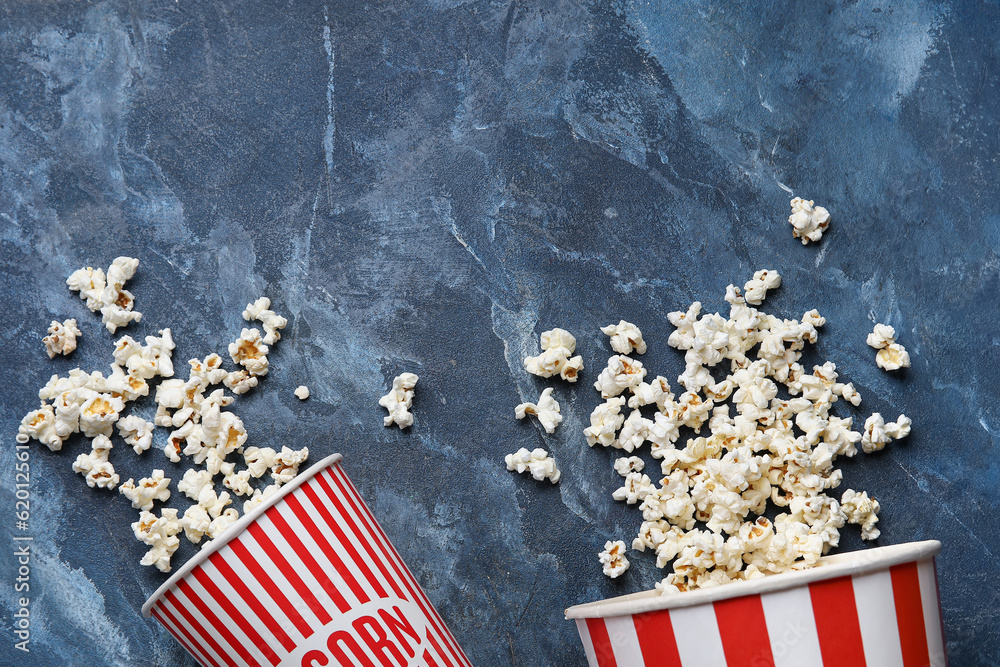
[1,0,998,664]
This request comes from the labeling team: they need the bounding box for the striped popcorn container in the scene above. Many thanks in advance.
[566,540,946,667]
[143,453,472,667]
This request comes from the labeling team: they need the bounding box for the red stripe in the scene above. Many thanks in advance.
[585,618,618,667]
[313,470,407,601]
[714,594,774,666]
[328,467,472,666]
[300,480,388,598]
[264,505,353,613]
[427,631,456,667]
[153,606,215,667]
[164,589,234,667]
[423,649,441,667]
[193,566,282,666]
[333,468,472,667]
[891,562,931,667]
[283,492,372,604]
[247,521,333,624]
[810,575,867,666]
[178,579,261,667]
[228,538,313,639]
[209,550,297,652]
[633,610,682,666]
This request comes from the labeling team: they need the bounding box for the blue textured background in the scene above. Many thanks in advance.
[1,0,998,664]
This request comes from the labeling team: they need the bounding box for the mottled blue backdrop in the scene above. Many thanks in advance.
[1,0,998,665]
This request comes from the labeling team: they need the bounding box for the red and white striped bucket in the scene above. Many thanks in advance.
[566,540,946,667]
[143,453,473,667]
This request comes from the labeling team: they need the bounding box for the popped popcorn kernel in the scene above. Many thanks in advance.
[505,447,560,484]
[68,257,143,333]
[228,328,270,377]
[600,320,647,355]
[294,385,310,400]
[515,387,563,434]
[788,197,831,245]
[379,372,418,429]
[242,297,288,345]
[599,540,630,578]
[524,328,584,382]
[43,319,81,358]
[842,489,881,540]
[119,470,171,510]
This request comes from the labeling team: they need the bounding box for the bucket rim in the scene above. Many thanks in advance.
[141,452,344,618]
[564,539,941,619]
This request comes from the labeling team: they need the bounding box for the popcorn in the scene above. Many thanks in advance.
[841,489,881,540]
[788,197,830,245]
[515,387,562,434]
[119,470,171,510]
[613,456,644,477]
[270,446,309,485]
[42,319,81,358]
[523,328,584,382]
[72,435,120,489]
[242,297,288,345]
[78,393,125,438]
[294,385,310,400]
[68,257,143,333]
[583,397,626,447]
[861,413,890,454]
[207,508,241,540]
[223,370,258,395]
[228,328,270,377]
[600,320,647,355]
[598,540,630,578]
[885,414,912,440]
[866,323,911,370]
[593,355,646,398]
[179,505,212,543]
[243,446,277,478]
[17,404,64,450]
[743,269,781,306]
[132,508,181,572]
[223,469,254,497]
[117,415,155,454]
[612,471,655,504]
[243,483,282,514]
[379,372,419,429]
[178,469,215,501]
[505,447,560,484]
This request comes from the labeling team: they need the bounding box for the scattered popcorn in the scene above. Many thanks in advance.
[599,540,630,578]
[67,257,143,333]
[600,320,647,355]
[583,397,626,447]
[885,414,912,440]
[593,355,646,398]
[743,269,781,306]
[132,508,181,572]
[243,483,282,514]
[223,369,258,395]
[841,489,881,540]
[866,323,911,371]
[270,446,309,485]
[119,470,171,510]
[379,372,419,429]
[117,415,155,454]
[523,328,584,382]
[206,508,241,540]
[179,505,212,544]
[228,328,270,377]
[515,387,563,434]
[178,469,214,500]
[242,297,289,345]
[294,385,310,400]
[788,197,830,245]
[42,319,81,358]
[613,456,644,477]
[243,446,277,478]
[72,435,120,489]
[505,447,561,484]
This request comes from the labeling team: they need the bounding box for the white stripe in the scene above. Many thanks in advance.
[918,559,947,667]
[161,591,230,667]
[155,603,215,667]
[199,556,287,662]
[760,587,824,667]
[606,616,644,664]
[184,567,271,667]
[237,526,321,638]
[328,469,472,667]
[853,570,904,667]
[670,604,727,666]
[576,619,601,667]
[281,487,385,604]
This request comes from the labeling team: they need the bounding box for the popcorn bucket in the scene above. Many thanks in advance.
[565,540,946,667]
[143,453,472,667]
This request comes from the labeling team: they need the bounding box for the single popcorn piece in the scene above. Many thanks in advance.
[179,505,212,544]
[515,387,563,434]
[294,385,310,400]
[72,434,120,489]
[117,415,155,454]
[600,320,647,355]
[379,372,419,429]
[584,396,627,447]
[743,269,781,306]
[593,355,647,398]
[67,257,143,333]
[599,540,630,578]
[866,323,911,371]
[119,470,171,510]
[270,446,309,485]
[206,508,241,540]
[243,297,289,345]
[42,319,81,358]
[224,369,259,395]
[885,414,912,440]
[505,447,561,484]
[523,328,584,382]
[788,197,831,245]
[132,508,181,572]
[243,483,282,514]
[243,446,278,478]
[842,489,881,540]
[866,323,897,349]
[229,328,270,377]
[613,456,645,477]
[17,404,65,451]
[178,468,215,501]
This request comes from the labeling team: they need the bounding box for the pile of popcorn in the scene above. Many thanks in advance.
[17,258,310,573]
[507,267,913,592]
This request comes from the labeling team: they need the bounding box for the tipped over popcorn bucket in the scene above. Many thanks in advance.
[143,453,472,667]
[566,540,946,667]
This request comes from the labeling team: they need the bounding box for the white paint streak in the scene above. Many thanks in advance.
[323,7,336,201]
